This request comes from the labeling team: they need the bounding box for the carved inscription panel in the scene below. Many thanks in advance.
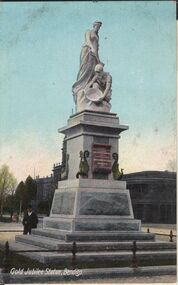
[79,192,130,216]
[51,191,75,215]
[92,144,112,174]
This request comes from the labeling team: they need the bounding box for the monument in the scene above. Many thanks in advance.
[14,22,161,264]
[36,21,148,238]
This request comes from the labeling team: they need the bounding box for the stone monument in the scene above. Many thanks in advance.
[43,21,141,236]
[14,22,160,264]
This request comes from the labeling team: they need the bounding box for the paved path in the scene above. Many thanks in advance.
[0,219,43,231]
[142,223,176,235]
[74,275,177,283]
[0,222,23,230]
[63,275,177,283]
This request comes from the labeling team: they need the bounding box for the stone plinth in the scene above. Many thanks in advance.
[42,111,139,235]
[43,179,140,232]
[59,111,128,180]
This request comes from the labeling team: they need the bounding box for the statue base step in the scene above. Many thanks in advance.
[19,228,155,243]
[43,217,141,232]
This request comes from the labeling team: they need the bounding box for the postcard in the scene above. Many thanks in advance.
[0,1,176,284]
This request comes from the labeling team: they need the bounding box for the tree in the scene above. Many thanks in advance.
[15,181,26,200]
[4,194,19,219]
[15,181,27,213]
[15,176,37,212]
[0,165,17,216]
[25,176,37,205]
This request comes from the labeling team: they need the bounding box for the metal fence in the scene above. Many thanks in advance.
[0,228,176,274]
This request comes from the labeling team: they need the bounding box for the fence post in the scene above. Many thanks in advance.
[131,241,138,268]
[169,230,173,242]
[2,241,10,273]
[71,241,77,269]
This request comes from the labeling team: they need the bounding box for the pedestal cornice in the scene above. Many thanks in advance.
[58,110,129,137]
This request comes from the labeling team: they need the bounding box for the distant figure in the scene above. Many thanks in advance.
[72,21,103,103]
[12,212,19,223]
[22,205,38,235]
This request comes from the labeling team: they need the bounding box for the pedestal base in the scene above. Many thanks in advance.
[43,179,141,234]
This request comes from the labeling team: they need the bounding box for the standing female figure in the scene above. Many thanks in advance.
[72,21,103,102]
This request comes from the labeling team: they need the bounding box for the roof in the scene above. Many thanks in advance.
[123,170,176,180]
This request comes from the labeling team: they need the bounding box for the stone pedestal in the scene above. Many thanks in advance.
[43,110,140,236]
[44,179,141,232]
[59,110,128,180]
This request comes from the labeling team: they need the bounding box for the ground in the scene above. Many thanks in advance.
[0,221,177,283]
[53,275,177,283]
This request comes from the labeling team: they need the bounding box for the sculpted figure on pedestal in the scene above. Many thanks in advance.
[72,21,112,113]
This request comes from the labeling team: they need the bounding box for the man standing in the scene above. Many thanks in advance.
[23,205,38,235]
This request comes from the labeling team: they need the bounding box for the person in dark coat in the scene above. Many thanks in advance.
[23,205,38,235]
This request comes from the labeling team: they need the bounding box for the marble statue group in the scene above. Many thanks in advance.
[72,21,112,113]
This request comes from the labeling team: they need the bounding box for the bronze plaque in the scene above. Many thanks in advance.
[92,144,111,173]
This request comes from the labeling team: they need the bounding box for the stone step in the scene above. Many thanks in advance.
[15,234,176,252]
[3,240,176,266]
[32,228,66,240]
[32,228,155,242]
[35,249,177,265]
[15,235,61,250]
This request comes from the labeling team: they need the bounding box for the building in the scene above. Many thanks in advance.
[35,163,63,213]
[124,171,176,224]
[34,138,66,210]
[52,163,63,186]
[35,174,54,202]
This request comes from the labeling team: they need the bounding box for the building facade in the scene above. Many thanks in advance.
[124,171,176,224]
[35,175,54,202]
[35,163,63,213]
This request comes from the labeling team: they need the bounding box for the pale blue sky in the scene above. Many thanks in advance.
[0,1,176,181]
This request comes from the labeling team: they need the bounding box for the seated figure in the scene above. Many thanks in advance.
[76,64,112,113]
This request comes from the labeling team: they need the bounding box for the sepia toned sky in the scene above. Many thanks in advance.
[0,1,176,182]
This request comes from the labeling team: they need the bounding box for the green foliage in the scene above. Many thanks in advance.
[15,181,27,211]
[3,194,19,215]
[0,165,17,216]
[25,175,37,201]
[15,176,37,211]
[0,216,11,222]
[15,181,25,201]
